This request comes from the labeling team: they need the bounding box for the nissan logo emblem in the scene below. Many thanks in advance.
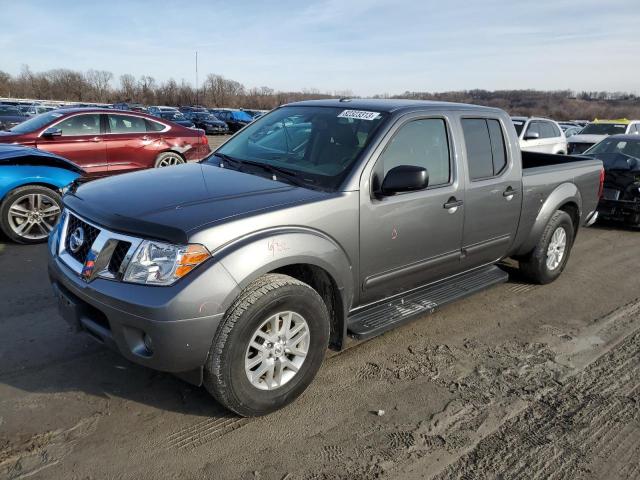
[69,226,85,253]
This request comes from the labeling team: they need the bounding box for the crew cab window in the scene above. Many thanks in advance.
[379,119,450,186]
[462,118,507,180]
[108,114,147,133]
[56,114,101,136]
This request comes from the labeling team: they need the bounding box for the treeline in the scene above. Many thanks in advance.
[0,66,340,109]
[2,66,640,119]
[385,89,640,120]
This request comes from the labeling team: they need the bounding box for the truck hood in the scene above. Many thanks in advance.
[63,162,333,244]
[568,134,607,144]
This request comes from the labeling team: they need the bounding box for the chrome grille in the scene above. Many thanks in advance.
[57,210,142,282]
[65,214,101,264]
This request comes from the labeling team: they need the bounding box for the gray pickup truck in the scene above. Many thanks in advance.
[48,99,603,416]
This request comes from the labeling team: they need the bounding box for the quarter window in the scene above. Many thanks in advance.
[56,114,101,136]
[379,118,451,187]
[462,118,508,180]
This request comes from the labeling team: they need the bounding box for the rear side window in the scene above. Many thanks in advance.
[379,118,451,187]
[462,118,508,180]
[145,119,166,131]
[108,114,147,133]
[539,121,559,138]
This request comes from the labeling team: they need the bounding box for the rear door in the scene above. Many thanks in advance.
[104,113,167,172]
[459,116,522,268]
[359,114,465,305]
[36,113,107,174]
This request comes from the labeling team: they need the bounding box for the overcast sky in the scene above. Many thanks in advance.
[2,0,638,95]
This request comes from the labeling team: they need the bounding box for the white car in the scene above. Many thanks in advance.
[567,119,640,155]
[511,117,567,154]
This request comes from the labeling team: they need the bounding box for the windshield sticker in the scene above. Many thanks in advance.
[338,110,380,121]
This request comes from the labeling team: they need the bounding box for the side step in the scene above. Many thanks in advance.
[347,265,509,340]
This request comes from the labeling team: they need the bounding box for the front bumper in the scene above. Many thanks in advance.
[48,234,240,377]
[597,199,640,223]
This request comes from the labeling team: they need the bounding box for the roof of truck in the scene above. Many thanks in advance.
[286,98,502,114]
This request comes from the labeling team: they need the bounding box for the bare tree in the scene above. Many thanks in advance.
[85,69,113,102]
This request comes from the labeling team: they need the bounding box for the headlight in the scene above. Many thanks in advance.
[123,240,211,285]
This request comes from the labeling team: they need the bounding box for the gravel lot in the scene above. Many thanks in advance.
[1,216,639,477]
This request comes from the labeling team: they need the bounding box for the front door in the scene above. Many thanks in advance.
[36,113,107,174]
[359,115,465,306]
[459,117,522,268]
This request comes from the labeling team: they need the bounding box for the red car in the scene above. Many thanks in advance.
[0,108,211,175]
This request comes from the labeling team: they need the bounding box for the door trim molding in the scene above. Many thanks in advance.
[363,250,461,291]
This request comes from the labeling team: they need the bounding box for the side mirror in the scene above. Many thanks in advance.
[42,127,62,137]
[381,165,429,195]
[524,131,540,140]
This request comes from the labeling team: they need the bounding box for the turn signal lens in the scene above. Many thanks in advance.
[175,244,211,278]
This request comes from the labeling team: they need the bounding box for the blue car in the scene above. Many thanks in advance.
[0,144,82,244]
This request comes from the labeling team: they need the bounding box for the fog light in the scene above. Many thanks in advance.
[143,333,154,353]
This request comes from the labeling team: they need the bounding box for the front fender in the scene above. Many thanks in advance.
[516,182,581,256]
[212,227,354,313]
[0,165,80,199]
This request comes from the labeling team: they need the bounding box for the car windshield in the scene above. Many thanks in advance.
[0,106,21,116]
[511,119,525,135]
[209,105,387,190]
[580,123,628,135]
[585,138,640,159]
[162,112,185,120]
[233,111,253,122]
[7,110,65,133]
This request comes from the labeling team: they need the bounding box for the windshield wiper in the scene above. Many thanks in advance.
[213,152,313,188]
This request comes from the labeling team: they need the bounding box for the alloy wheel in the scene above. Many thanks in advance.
[7,193,61,241]
[244,311,310,391]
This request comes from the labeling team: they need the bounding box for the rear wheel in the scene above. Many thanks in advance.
[154,152,185,168]
[203,273,330,417]
[0,185,62,244]
[520,210,574,284]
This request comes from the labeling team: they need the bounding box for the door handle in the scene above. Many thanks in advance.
[443,197,463,213]
[91,136,101,142]
[503,187,518,198]
[141,135,150,141]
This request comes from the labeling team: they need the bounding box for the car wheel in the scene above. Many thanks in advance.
[154,152,185,168]
[203,273,330,417]
[520,210,574,284]
[0,185,62,244]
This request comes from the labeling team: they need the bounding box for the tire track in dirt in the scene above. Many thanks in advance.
[161,414,250,451]
[0,414,100,480]
[433,328,640,480]
[290,300,640,480]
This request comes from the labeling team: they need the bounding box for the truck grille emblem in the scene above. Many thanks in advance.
[69,226,85,253]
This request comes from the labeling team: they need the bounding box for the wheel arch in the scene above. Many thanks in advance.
[211,227,354,350]
[514,182,582,257]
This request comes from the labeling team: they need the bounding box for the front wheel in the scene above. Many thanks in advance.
[0,185,62,244]
[203,274,330,417]
[520,210,575,284]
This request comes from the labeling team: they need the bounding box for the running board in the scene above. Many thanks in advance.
[347,265,508,340]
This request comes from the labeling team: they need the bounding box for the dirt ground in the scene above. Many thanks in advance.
[1,222,639,480]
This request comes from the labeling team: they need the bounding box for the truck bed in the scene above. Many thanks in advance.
[511,152,603,256]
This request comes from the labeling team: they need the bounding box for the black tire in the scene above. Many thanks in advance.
[520,210,575,284]
[154,151,185,168]
[204,273,330,417]
[0,185,62,244]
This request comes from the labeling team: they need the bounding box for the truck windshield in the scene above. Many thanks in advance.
[210,106,387,190]
[580,123,627,135]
